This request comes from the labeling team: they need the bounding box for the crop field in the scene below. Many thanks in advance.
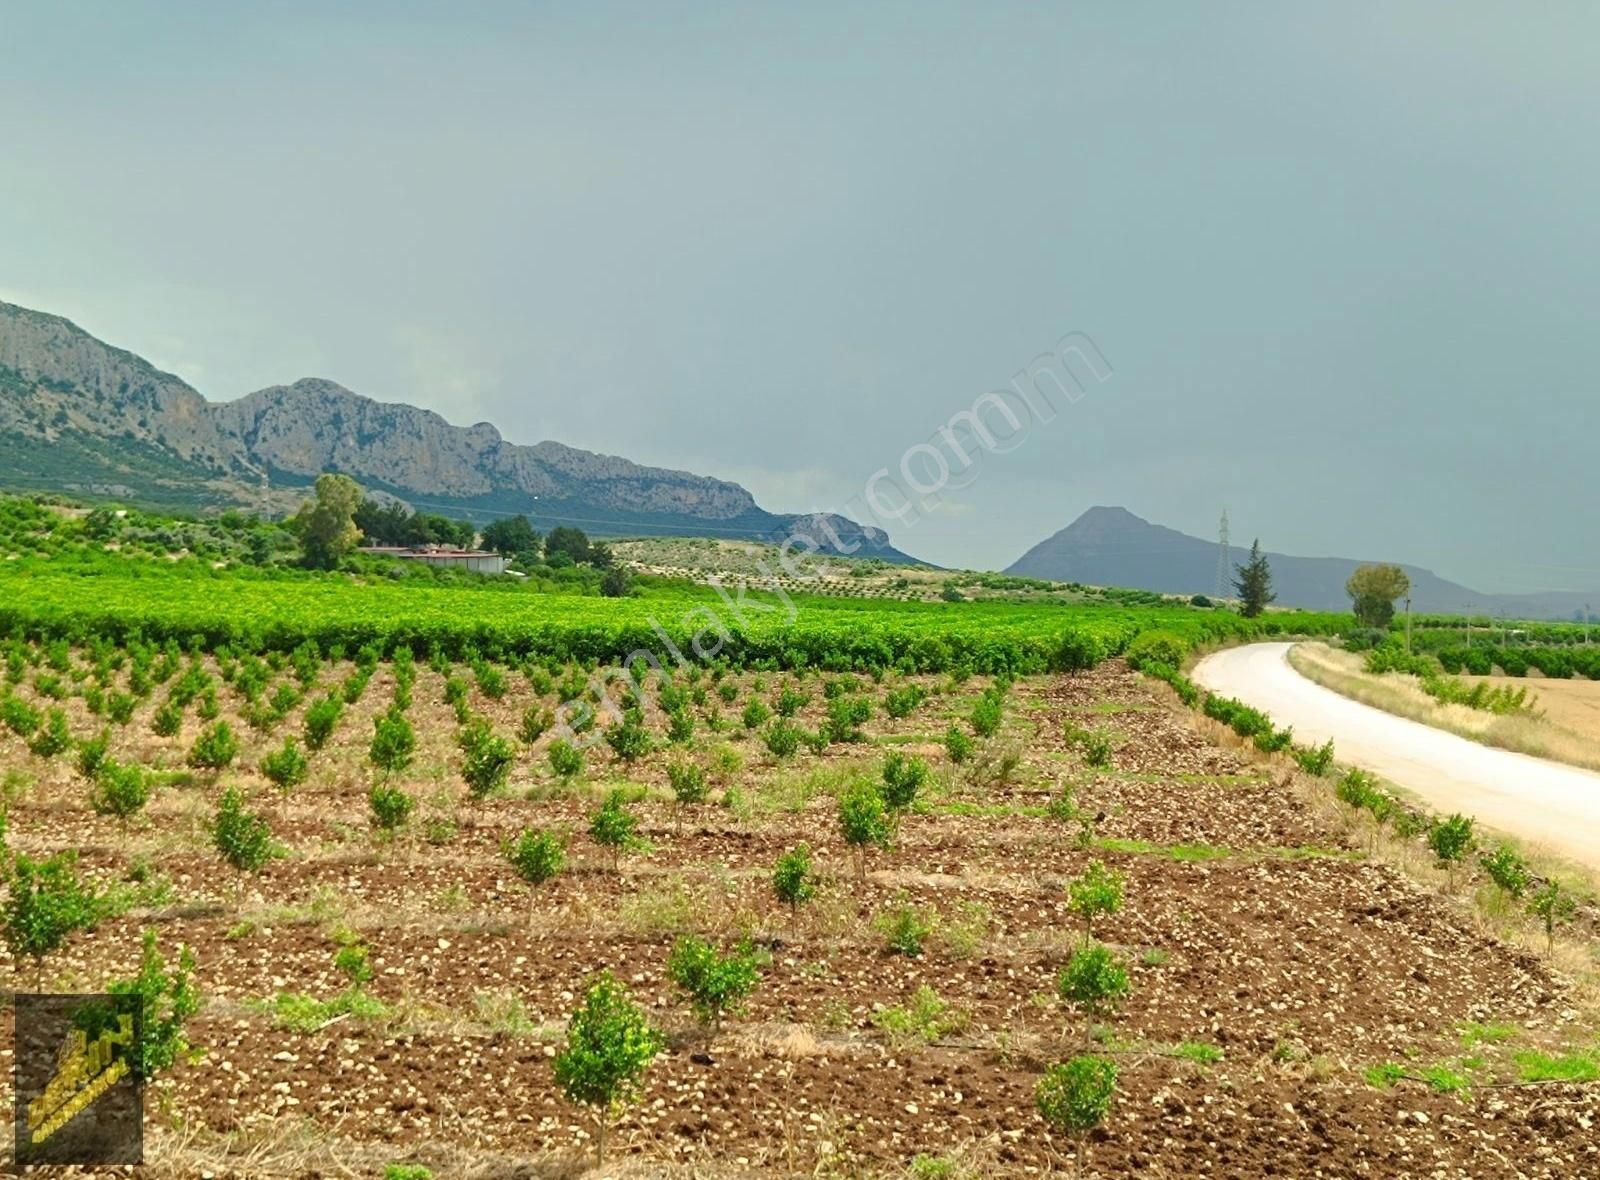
[0,562,1345,674]
[0,626,1596,1178]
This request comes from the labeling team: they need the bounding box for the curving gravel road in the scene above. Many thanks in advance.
[1194,642,1600,872]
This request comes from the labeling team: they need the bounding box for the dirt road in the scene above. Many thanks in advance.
[1194,642,1600,872]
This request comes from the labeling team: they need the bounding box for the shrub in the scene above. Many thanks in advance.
[1080,727,1114,768]
[667,934,761,1032]
[970,691,1003,739]
[1293,739,1336,777]
[368,783,415,832]
[1057,942,1131,1032]
[106,691,136,725]
[667,761,708,830]
[90,759,151,824]
[772,843,818,915]
[589,790,643,872]
[824,695,872,743]
[1479,845,1531,899]
[76,729,111,781]
[4,851,102,987]
[838,779,891,879]
[1527,881,1577,956]
[1335,768,1378,810]
[554,971,664,1164]
[370,709,417,776]
[1253,725,1294,754]
[1036,1056,1117,1170]
[773,685,809,717]
[944,724,974,764]
[187,721,240,772]
[1051,631,1104,675]
[519,705,554,745]
[872,984,969,1046]
[666,708,695,744]
[154,702,186,738]
[547,739,584,779]
[1067,860,1124,937]
[28,708,72,758]
[460,720,515,801]
[605,716,652,763]
[874,893,937,957]
[762,719,801,758]
[881,752,929,811]
[260,738,309,793]
[1,692,42,737]
[883,684,927,719]
[1124,629,1189,672]
[212,787,275,871]
[505,828,566,893]
[107,929,200,1080]
[335,942,373,989]
[741,699,772,730]
[303,695,342,751]
[1427,814,1476,886]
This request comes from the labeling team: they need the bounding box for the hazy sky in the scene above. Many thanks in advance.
[3,2,1596,592]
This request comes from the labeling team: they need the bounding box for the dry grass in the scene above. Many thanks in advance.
[1288,642,1600,773]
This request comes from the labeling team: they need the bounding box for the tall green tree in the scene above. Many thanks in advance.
[293,474,364,569]
[544,526,592,564]
[1346,563,1411,628]
[1232,539,1275,618]
[480,514,540,557]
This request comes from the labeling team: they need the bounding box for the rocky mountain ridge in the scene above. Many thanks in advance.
[0,300,910,558]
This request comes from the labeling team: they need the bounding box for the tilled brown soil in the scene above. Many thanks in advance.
[0,660,1595,1178]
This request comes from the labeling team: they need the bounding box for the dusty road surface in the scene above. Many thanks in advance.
[1195,642,1600,872]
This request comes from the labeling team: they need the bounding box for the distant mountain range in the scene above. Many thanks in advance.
[1008,506,1596,621]
[0,300,915,560]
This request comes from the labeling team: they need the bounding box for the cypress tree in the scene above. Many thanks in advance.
[1233,539,1275,618]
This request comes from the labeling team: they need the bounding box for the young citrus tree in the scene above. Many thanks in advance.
[4,851,102,989]
[666,934,761,1035]
[1057,942,1131,1043]
[1528,880,1577,956]
[772,843,818,918]
[1036,1055,1117,1178]
[460,718,515,802]
[667,761,709,832]
[89,759,152,829]
[212,787,276,872]
[838,779,891,881]
[554,971,665,1165]
[1067,860,1125,938]
[589,790,642,873]
[1427,814,1476,890]
[504,828,566,921]
[370,708,416,777]
[108,929,201,1081]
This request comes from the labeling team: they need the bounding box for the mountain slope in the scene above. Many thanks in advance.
[1008,507,1595,619]
[0,301,914,559]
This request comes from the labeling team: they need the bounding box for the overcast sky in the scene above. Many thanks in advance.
[3,2,1595,592]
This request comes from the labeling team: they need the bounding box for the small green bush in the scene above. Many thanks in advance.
[589,790,643,871]
[838,779,891,879]
[260,738,309,793]
[548,739,584,779]
[187,722,240,771]
[212,787,275,871]
[881,752,929,811]
[554,972,664,1164]
[943,724,974,764]
[772,843,818,915]
[370,709,417,776]
[667,934,761,1031]
[1067,860,1124,937]
[368,783,415,832]
[874,893,937,957]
